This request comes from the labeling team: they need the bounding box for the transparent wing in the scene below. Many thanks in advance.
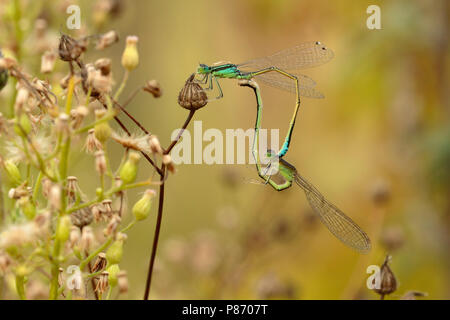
[294,173,371,253]
[254,71,325,98]
[238,41,334,71]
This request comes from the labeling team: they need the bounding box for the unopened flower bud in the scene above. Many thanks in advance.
[96,31,119,50]
[132,189,156,221]
[121,36,139,71]
[143,80,162,98]
[107,264,120,287]
[119,151,140,184]
[3,160,22,186]
[94,109,112,144]
[56,215,71,243]
[106,239,123,264]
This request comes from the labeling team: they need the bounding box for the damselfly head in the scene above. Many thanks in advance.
[197,63,210,74]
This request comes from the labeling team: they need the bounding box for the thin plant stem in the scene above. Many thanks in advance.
[143,165,166,300]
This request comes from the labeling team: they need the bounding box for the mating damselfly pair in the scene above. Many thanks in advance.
[193,42,371,253]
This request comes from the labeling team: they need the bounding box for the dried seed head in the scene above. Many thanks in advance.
[95,271,109,294]
[70,206,93,228]
[102,199,113,217]
[401,291,427,300]
[58,34,87,62]
[148,135,163,154]
[80,226,95,252]
[95,150,107,175]
[374,255,397,298]
[70,105,89,129]
[143,80,162,98]
[55,113,70,136]
[104,214,121,236]
[92,253,107,273]
[95,30,119,50]
[95,58,112,76]
[69,225,81,248]
[178,73,208,110]
[85,129,103,154]
[117,270,128,294]
[163,154,176,174]
[15,87,30,112]
[40,50,56,74]
[121,36,139,71]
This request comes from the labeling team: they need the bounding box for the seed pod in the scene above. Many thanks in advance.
[374,255,397,299]
[119,151,140,184]
[143,80,162,98]
[178,73,208,110]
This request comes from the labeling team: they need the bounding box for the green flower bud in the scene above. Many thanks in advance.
[3,160,22,186]
[132,189,156,221]
[18,196,36,220]
[107,264,120,287]
[94,109,112,144]
[121,36,139,71]
[119,151,141,184]
[13,113,32,137]
[56,215,71,243]
[106,240,123,264]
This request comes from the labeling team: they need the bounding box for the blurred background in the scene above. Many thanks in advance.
[0,0,449,299]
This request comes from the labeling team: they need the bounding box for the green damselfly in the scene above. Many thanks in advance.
[238,79,371,253]
[196,41,334,158]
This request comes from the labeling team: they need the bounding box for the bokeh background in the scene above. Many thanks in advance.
[0,0,449,299]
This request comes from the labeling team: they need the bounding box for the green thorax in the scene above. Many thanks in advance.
[197,63,252,79]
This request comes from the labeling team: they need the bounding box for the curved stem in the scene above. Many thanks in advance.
[143,165,166,300]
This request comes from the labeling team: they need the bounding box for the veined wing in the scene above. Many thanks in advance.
[294,173,371,253]
[253,71,325,98]
[238,41,334,71]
